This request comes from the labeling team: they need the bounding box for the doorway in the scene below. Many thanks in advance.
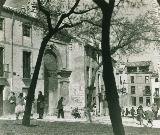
[44,50,58,114]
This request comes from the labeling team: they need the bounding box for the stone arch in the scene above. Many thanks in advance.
[44,44,63,70]
[43,44,63,115]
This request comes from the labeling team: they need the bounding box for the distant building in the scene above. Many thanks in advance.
[84,44,105,116]
[116,61,154,107]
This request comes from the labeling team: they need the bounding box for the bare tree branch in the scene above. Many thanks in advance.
[73,6,99,14]
[59,21,83,30]
[37,0,53,32]
[82,19,101,27]
[93,0,109,10]
[55,0,81,30]
[115,0,123,7]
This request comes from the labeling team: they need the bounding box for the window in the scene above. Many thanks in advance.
[145,86,151,95]
[0,18,4,30]
[98,74,100,92]
[92,51,96,61]
[23,51,31,78]
[139,97,143,104]
[127,67,137,73]
[23,24,31,37]
[131,96,136,106]
[0,48,3,76]
[120,76,122,85]
[92,68,94,75]
[155,78,158,82]
[131,86,135,94]
[139,66,149,72]
[130,76,134,83]
[146,97,151,106]
[145,76,149,83]
[155,88,159,96]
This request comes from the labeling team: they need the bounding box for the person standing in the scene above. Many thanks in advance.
[57,97,64,118]
[15,93,25,120]
[137,105,144,126]
[130,107,135,119]
[121,107,125,117]
[146,108,154,127]
[37,91,45,119]
[125,108,130,117]
[8,92,16,114]
[152,103,159,120]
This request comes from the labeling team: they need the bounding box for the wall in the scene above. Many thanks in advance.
[68,42,85,110]
[0,11,44,115]
[127,73,152,107]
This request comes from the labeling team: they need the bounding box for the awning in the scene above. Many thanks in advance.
[0,77,9,86]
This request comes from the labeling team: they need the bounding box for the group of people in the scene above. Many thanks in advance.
[8,91,65,120]
[8,92,25,120]
[121,104,159,127]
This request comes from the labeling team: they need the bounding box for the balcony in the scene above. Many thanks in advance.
[0,64,9,86]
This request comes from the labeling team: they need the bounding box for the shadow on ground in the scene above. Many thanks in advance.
[0,120,160,135]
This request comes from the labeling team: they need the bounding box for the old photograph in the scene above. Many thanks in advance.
[0,0,160,135]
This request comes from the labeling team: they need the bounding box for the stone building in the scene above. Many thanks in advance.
[0,0,104,116]
[116,61,154,107]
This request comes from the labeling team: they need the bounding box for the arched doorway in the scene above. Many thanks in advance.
[43,49,59,115]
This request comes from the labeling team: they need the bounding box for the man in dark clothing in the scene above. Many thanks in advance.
[37,91,45,119]
[57,97,64,118]
[130,107,135,119]
[152,103,159,120]
[137,105,144,125]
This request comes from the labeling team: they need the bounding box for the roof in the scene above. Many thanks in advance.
[125,61,151,67]
[2,5,36,20]
[5,0,27,9]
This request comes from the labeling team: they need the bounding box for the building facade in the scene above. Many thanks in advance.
[0,1,104,116]
[116,61,154,108]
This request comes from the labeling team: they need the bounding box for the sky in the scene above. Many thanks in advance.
[4,0,160,64]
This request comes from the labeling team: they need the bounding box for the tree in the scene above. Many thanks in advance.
[92,0,125,135]
[0,0,6,9]
[73,5,160,122]
[22,0,98,126]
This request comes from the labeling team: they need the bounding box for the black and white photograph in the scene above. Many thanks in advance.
[0,0,160,134]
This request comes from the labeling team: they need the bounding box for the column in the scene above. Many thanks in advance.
[57,69,72,113]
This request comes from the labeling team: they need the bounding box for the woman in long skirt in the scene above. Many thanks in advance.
[15,93,25,120]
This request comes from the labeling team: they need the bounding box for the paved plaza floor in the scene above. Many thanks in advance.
[1,114,160,128]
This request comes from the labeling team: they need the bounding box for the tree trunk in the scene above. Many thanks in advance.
[22,32,53,126]
[93,0,125,134]
[100,6,125,135]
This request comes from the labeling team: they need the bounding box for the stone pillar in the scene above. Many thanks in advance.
[60,78,70,104]
[57,69,72,116]
[48,74,58,115]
